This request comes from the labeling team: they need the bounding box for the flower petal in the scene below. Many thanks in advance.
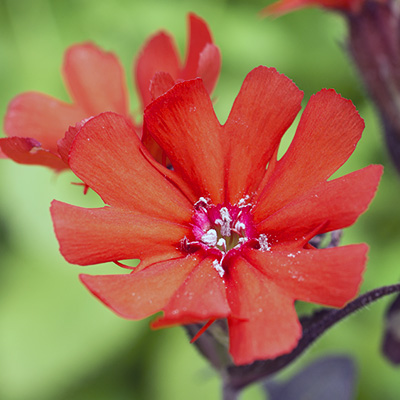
[144,79,225,203]
[261,0,361,16]
[255,89,365,218]
[63,43,129,116]
[80,255,200,319]
[149,71,176,101]
[256,165,383,238]
[0,136,67,170]
[196,43,221,95]
[135,32,180,109]
[4,92,85,153]
[243,245,367,307]
[51,200,189,265]
[181,13,214,80]
[227,257,301,365]
[152,257,230,327]
[69,112,192,221]
[57,124,80,165]
[223,66,303,203]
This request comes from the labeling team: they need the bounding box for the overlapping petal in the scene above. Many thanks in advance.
[227,257,301,365]
[63,43,129,116]
[196,43,221,96]
[181,13,220,94]
[0,136,67,170]
[223,66,303,203]
[3,92,85,153]
[144,79,225,203]
[152,257,230,327]
[80,256,200,319]
[69,112,192,221]
[2,43,130,170]
[135,32,180,109]
[257,164,383,239]
[254,89,365,221]
[51,201,190,266]
[243,245,367,307]
[135,13,220,109]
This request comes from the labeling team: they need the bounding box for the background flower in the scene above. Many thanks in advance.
[0,13,220,170]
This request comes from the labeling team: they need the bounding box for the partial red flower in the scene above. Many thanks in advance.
[1,13,220,170]
[1,43,130,171]
[51,66,382,365]
[261,0,370,15]
[136,12,221,163]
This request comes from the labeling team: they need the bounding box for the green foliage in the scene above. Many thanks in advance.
[0,0,399,399]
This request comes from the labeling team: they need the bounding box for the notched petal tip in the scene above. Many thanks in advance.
[0,136,67,170]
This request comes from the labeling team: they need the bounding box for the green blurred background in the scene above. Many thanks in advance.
[0,0,399,399]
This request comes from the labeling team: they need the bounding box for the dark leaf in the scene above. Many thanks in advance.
[264,355,357,400]
[382,292,400,364]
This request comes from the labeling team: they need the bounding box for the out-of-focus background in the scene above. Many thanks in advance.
[0,0,399,399]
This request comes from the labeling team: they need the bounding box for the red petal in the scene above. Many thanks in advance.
[57,124,80,165]
[223,66,303,203]
[4,92,85,153]
[0,136,67,170]
[135,32,180,109]
[144,79,225,203]
[197,43,221,95]
[51,200,189,265]
[152,257,230,327]
[227,257,301,365]
[255,89,365,219]
[261,0,361,16]
[149,71,176,101]
[80,256,199,319]
[256,165,383,238]
[181,13,214,80]
[69,112,192,221]
[243,244,367,307]
[63,43,129,116]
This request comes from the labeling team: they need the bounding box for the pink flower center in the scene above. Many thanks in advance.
[181,197,270,277]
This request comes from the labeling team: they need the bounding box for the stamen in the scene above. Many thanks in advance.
[237,195,250,208]
[258,234,271,251]
[215,207,232,237]
[213,259,225,277]
[217,238,227,252]
[234,221,246,232]
[201,229,218,246]
[190,319,216,343]
[114,260,134,269]
[194,197,209,210]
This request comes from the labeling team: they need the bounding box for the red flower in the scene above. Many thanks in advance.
[135,12,220,110]
[135,12,221,163]
[1,13,220,170]
[261,0,369,16]
[51,66,382,365]
[1,43,130,171]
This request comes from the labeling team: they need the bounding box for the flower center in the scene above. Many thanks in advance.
[181,197,268,277]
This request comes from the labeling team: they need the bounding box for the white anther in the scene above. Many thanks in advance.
[234,221,246,232]
[201,229,218,247]
[217,238,227,250]
[212,259,225,277]
[194,197,209,210]
[215,207,232,237]
[258,234,271,251]
[237,195,250,208]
